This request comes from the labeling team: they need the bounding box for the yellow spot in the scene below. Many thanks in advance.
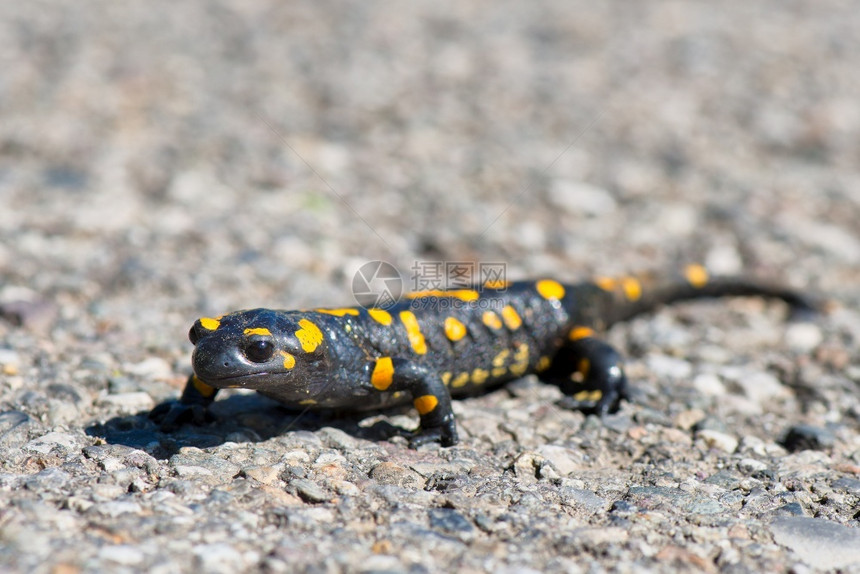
[399,311,427,355]
[443,317,467,342]
[514,343,529,361]
[482,311,503,330]
[199,317,221,331]
[536,279,565,300]
[483,279,509,290]
[594,277,617,291]
[471,368,489,385]
[509,343,530,376]
[315,308,360,316]
[578,358,591,378]
[405,289,479,302]
[368,309,392,325]
[191,375,217,398]
[621,277,642,302]
[441,372,452,386]
[451,372,470,388]
[295,318,324,353]
[501,305,522,330]
[371,357,394,391]
[685,264,709,289]
[492,349,510,367]
[568,326,595,341]
[491,367,507,377]
[244,327,272,337]
[280,351,296,370]
[413,394,439,415]
[509,364,528,376]
[537,356,551,372]
[299,399,317,406]
[572,389,603,402]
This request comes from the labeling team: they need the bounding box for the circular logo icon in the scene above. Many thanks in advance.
[352,260,403,309]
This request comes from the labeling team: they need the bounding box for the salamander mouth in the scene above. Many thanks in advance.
[200,371,270,388]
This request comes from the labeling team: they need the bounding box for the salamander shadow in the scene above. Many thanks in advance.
[85,393,406,458]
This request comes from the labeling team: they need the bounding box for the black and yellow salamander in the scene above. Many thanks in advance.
[153,265,816,447]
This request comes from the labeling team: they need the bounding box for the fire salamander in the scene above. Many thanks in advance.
[152,265,816,447]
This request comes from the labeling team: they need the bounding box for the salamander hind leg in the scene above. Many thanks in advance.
[541,328,628,416]
[369,357,459,448]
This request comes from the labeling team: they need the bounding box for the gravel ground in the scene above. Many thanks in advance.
[2,1,860,572]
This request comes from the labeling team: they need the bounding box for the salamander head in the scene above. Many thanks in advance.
[187,309,330,399]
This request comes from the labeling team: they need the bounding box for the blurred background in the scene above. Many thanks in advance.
[1,0,858,356]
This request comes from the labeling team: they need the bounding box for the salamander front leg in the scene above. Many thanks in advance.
[541,329,628,416]
[149,375,218,430]
[369,357,458,447]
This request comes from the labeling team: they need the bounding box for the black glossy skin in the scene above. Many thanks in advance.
[154,269,815,447]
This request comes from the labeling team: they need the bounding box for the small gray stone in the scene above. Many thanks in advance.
[90,499,144,517]
[770,516,860,569]
[169,449,241,482]
[696,429,739,453]
[24,467,72,492]
[560,487,610,514]
[784,323,823,352]
[831,477,860,496]
[549,180,617,216]
[369,462,426,489]
[97,391,155,412]
[782,424,836,452]
[738,458,769,474]
[24,431,81,454]
[0,410,35,448]
[291,479,331,503]
[428,508,476,541]
[193,543,247,573]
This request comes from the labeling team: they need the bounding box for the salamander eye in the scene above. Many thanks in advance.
[245,339,275,363]
[189,325,201,345]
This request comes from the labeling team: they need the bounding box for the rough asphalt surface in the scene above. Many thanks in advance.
[2,1,860,572]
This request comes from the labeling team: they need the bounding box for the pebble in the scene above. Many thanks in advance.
[781,424,836,452]
[98,544,145,566]
[770,516,860,569]
[646,354,694,379]
[737,458,769,474]
[428,508,476,541]
[91,500,144,517]
[692,373,727,396]
[124,357,173,380]
[24,468,72,492]
[241,465,281,486]
[369,462,427,489]
[535,444,587,476]
[0,410,35,448]
[291,478,331,503]
[559,487,610,514]
[549,180,617,216]
[169,450,241,483]
[193,543,247,574]
[24,431,81,454]
[696,430,739,453]
[97,391,155,412]
[784,323,823,352]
